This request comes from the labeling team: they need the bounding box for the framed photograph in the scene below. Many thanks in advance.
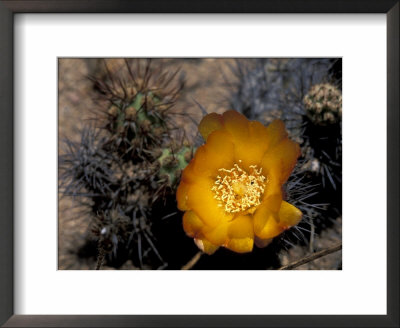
[57,57,343,271]
[1,1,398,327]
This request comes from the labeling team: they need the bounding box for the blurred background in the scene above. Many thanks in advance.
[58,58,342,270]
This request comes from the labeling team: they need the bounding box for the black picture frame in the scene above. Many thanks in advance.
[0,1,398,327]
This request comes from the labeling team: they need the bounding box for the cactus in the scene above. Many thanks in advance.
[303,83,342,126]
[59,59,188,269]
[301,83,342,191]
[157,145,193,187]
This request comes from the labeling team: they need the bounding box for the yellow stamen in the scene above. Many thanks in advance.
[211,160,266,214]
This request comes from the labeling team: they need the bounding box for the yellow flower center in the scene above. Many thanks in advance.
[211,160,266,214]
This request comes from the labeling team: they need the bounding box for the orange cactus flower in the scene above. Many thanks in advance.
[176,110,302,254]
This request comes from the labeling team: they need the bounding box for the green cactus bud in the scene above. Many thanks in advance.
[163,155,179,168]
[157,146,194,187]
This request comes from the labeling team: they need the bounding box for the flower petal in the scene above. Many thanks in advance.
[186,179,233,229]
[253,203,283,239]
[182,210,204,238]
[264,119,288,151]
[227,215,254,239]
[248,121,270,144]
[254,236,273,248]
[253,201,302,239]
[262,180,283,212]
[198,113,223,140]
[279,201,303,227]
[190,146,215,177]
[203,130,235,172]
[223,116,287,169]
[180,157,214,191]
[225,215,254,253]
[244,121,270,164]
[176,181,190,211]
[226,238,254,253]
[194,238,219,255]
[222,110,249,142]
[201,218,230,246]
[182,132,234,182]
[261,138,300,184]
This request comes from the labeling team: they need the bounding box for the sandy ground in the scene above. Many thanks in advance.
[58,58,341,270]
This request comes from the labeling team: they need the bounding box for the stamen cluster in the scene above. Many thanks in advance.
[212,160,266,213]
